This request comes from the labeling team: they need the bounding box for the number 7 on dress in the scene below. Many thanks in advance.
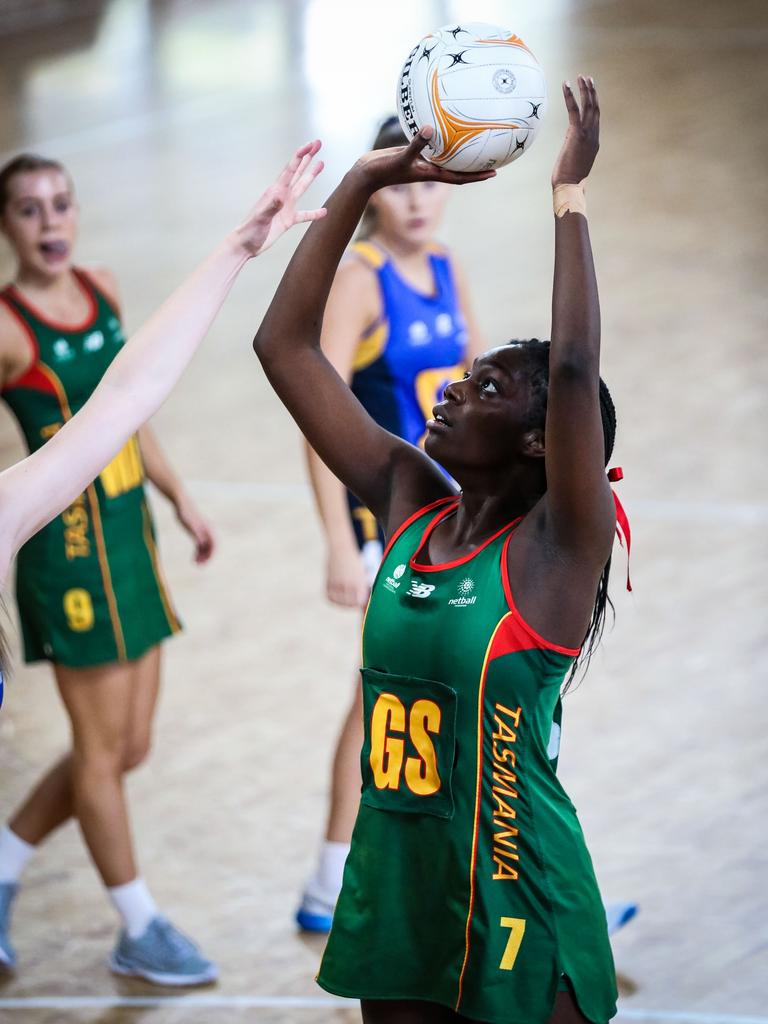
[499,917,526,971]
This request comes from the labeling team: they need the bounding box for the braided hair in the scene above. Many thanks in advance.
[511,338,617,691]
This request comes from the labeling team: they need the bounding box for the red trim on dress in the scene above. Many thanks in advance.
[5,267,98,332]
[74,267,121,320]
[410,500,521,573]
[455,611,511,1011]
[500,533,581,657]
[381,496,456,561]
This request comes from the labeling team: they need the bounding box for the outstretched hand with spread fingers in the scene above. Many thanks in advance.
[552,75,600,188]
[355,126,497,190]
[236,140,327,257]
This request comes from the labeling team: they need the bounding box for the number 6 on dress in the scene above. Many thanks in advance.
[499,916,526,971]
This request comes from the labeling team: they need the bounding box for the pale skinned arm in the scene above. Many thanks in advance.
[305,257,380,607]
[0,142,326,577]
[83,268,215,563]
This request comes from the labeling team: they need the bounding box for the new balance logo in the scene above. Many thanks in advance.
[407,580,435,599]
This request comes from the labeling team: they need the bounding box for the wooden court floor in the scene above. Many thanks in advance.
[0,0,765,1021]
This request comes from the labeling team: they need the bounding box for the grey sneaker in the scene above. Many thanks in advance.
[109,917,218,986]
[0,882,18,969]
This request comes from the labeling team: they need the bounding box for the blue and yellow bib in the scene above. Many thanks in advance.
[349,240,468,449]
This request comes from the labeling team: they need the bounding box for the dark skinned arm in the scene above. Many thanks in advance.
[509,77,616,649]
[543,76,615,563]
[253,129,494,533]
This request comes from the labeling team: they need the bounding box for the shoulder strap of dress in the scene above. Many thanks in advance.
[350,240,388,270]
[382,495,457,561]
[72,267,120,319]
[0,284,25,314]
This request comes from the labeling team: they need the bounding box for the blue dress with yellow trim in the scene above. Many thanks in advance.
[347,240,467,554]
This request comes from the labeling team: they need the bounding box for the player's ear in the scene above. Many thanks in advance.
[521,428,545,459]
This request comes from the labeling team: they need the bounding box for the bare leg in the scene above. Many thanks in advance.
[122,645,162,772]
[298,669,364,923]
[361,1001,458,1024]
[9,755,75,844]
[8,647,162,858]
[546,989,597,1024]
[325,678,364,842]
[361,990,597,1024]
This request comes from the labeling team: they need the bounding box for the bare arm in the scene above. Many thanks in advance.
[543,77,615,563]
[0,142,326,572]
[138,424,215,564]
[304,259,379,606]
[254,129,494,533]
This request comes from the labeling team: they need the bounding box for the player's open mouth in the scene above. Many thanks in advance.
[427,407,452,432]
[39,240,69,261]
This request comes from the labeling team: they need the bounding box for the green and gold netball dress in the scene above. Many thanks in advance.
[0,269,181,666]
[318,497,617,1024]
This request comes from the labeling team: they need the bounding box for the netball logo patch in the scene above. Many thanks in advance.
[384,564,408,593]
[449,577,477,607]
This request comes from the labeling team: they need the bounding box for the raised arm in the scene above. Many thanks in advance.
[544,77,615,561]
[305,258,379,607]
[253,129,494,532]
[0,142,325,572]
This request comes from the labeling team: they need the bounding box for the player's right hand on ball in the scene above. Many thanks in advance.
[354,127,497,190]
[235,141,327,257]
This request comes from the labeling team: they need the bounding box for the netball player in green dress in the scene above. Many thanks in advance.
[255,79,616,1023]
[0,142,325,982]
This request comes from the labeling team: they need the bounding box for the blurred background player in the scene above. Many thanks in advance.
[0,145,325,983]
[297,116,485,931]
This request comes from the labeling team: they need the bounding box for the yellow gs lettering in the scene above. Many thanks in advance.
[370,693,443,795]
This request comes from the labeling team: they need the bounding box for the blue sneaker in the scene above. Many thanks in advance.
[605,900,638,936]
[0,882,18,969]
[295,888,334,933]
[109,917,218,986]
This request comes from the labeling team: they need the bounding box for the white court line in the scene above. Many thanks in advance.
[0,995,348,1009]
[186,479,768,525]
[615,1014,768,1024]
[0,996,764,1023]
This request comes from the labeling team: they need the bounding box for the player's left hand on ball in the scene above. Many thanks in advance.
[236,140,327,257]
[174,493,216,564]
[551,75,600,187]
[355,127,497,189]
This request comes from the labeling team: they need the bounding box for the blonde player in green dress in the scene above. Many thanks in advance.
[0,143,325,982]
[254,79,617,1023]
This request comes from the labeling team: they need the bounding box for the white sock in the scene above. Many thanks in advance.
[308,841,350,903]
[0,826,36,883]
[107,877,158,939]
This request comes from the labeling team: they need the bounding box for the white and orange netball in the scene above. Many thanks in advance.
[396,22,547,172]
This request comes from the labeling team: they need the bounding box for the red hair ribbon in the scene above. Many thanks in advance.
[608,467,632,592]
